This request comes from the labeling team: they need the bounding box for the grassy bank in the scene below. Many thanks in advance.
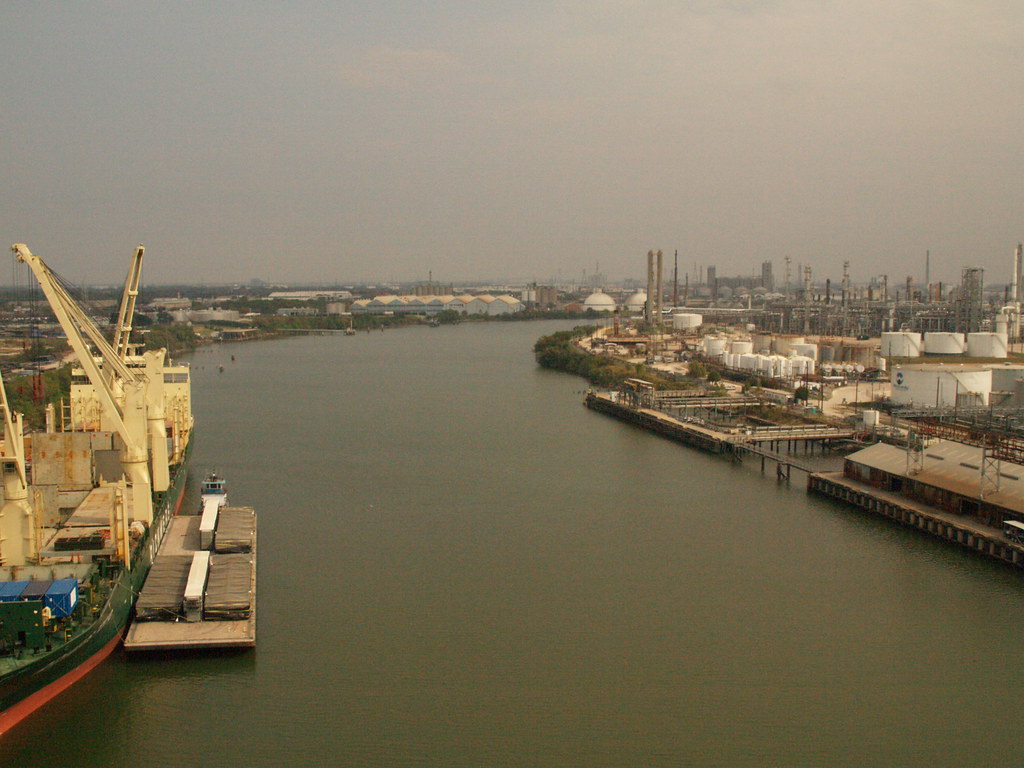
[533,327,682,389]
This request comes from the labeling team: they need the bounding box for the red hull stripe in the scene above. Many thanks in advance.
[0,627,124,735]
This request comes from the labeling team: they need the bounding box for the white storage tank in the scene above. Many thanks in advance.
[739,353,758,370]
[861,410,880,428]
[703,337,727,357]
[672,312,703,330]
[773,335,805,356]
[625,292,647,313]
[729,340,753,356]
[966,332,1008,358]
[923,332,966,355]
[791,343,818,360]
[987,363,1024,391]
[791,355,815,376]
[890,365,992,407]
[880,331,922,358]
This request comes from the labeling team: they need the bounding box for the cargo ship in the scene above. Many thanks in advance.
[0,244,194,736]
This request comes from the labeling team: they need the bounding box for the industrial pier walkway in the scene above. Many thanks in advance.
[584,391,851,478]
[808,472,1024,569]
[584,391,1024,570]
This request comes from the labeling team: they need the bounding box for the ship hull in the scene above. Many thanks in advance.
[0,450,190,736]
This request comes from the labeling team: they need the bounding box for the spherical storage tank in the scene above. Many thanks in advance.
[966,332,1008,359]
[890,365,992,407]
[672,312,702,330]
[583,291,617,312]
[880,332,922,358]
[923,332,966,355]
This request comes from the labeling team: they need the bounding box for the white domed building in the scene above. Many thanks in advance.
[583,290,617,313]
[624,292,647,314]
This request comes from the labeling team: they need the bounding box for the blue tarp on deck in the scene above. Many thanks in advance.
[44,578,79,618]
[0,581,29,602]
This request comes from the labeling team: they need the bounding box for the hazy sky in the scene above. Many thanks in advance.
[2,1,1022,286]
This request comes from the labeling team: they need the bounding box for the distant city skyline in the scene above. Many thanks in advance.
[3,3,1021,287]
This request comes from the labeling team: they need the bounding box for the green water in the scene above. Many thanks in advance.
[5,320,1024,766]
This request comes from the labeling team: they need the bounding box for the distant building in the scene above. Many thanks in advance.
[350,293,524,316]
[412,281,454,296]
[521,284,558,309]
[267,290,353,300]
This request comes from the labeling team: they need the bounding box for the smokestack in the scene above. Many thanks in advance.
[1012,243,1021,304]
[673,249,678,309]
[655,249,663,328]
[646,250,654,324]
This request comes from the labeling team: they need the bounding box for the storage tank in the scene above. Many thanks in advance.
[818,337,843,362]
[625,292,647,313]
[880,332,922,358]
[843,340,878,365]
[703,337,727,357]
[672,312,703,330]
[791,355,815,376]
[923,332,966,355]
[987,364,1024,391]
[791,343,818,360]
[739,353,758,370]
[729,340,753,356]
[890,365,992,407]
[773,335,805,355]
[752,333,773,354]
[861,410,880,428]
[966,332,1008,358]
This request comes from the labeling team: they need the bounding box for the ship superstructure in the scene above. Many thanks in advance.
[0,244,193,735]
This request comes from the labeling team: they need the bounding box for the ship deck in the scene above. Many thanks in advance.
[124,516,256,651]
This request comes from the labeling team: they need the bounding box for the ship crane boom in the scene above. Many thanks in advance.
[10,244,152,497]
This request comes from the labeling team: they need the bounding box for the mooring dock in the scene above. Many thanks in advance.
[124,511,257,651]
[584,391,850,477]
[808,471,1024,568]
[585,388,1024,570]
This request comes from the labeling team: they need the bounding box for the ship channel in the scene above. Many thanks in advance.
[5,320,1024,766]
